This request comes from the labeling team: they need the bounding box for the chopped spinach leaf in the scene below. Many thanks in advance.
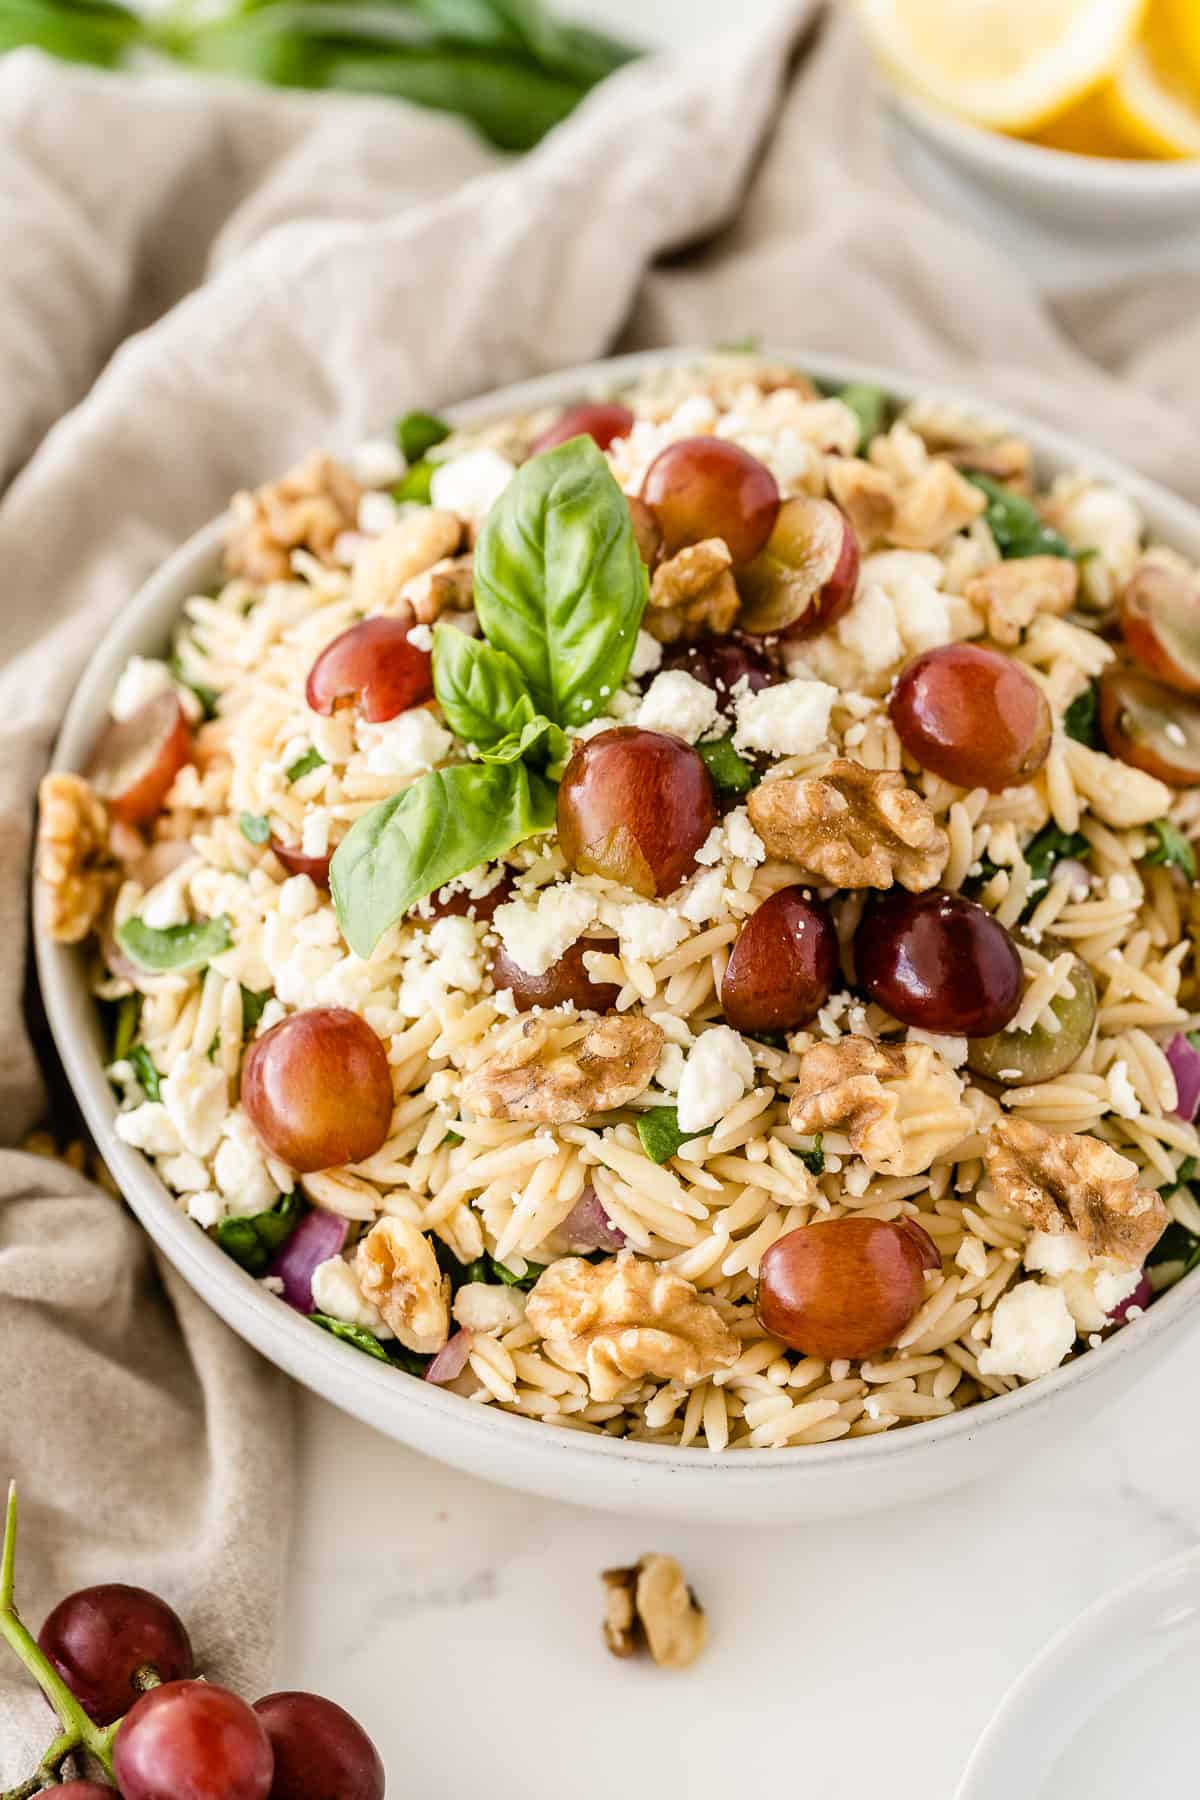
[240,986,272,1035]
[311,1315,392,1361]
[1063,684,1103,749]
[128,1045,161,1102]
[395,410,451,463]
[239,811,271,845]
[387,1343,434,1377]
[168,650,220,720]
[206,1031,221,1062]
[393,461,436,505]
[214,1191,303,1276]
[1143,819,1197,883]
[1024,823,1091,886]
[285,747,325,784]
[836,383,890,454]
[636,1106,702,1166]
[795,1133,824,1175]
[966,473,1074,561]
[110,992,141,1062]
[490,1255,546,1291]
[116,914,232,975]
[697,735,756,795]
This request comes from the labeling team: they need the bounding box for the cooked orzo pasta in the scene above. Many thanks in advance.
[39,351,1200,1451]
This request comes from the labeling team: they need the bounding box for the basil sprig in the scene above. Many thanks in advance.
[116,914,232,974]
[331,436,645,958]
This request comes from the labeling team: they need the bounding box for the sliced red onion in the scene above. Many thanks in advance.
[561,1186,625,1252]
[425,1330,472,1384]
[266,1209,348,1314]
[1109,1271,1153,1326]
[1052,858,1091,899]
[1166,1033,1200,1122]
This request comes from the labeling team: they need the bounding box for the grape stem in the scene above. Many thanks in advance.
[0,1483,119,1792]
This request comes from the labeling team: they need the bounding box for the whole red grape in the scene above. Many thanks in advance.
[857,890,1023,1037]
[757,1218,934,1359]
[242,1007,394,1172]
[529,403,634,455]
[557,727,718,897]
[889,644,1052,792]
[306,617,433,724]
[254,1691,385,1800]
[491,937,621,1012]
[641,438,780,565]
[113,1681,274,1800]
[721,888,837,1034]
[38,1585,194,1726]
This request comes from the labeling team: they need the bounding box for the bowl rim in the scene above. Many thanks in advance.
[891,87,1200,191]
[34,341,1200,1480]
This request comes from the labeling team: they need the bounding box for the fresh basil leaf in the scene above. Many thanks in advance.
[490,1255,546,1290]
[478,713,569,776]
[240,985,272,1035]
[311,1315,392,1361]
[239,811,271,845]
[432,625,536,749]
[636,1106,702,1166]
[128,1045,161,1103]
[396,410,451,463]
[966,473,1073,561]
[697,735,755,795]
[116,914,232,974]
[330,760,556,958]
[795,1133,824,1175]
[214,1191,303,1276]
[110,992,141,1062]
[285,747,324,783]
[1023,824,1090,886]
[1063,684,1102,749]
[473,436,648,728]
[836,383,889,454]
[387,1343,434,1376]
[393,461,436,505]
[1143,819,1197,883]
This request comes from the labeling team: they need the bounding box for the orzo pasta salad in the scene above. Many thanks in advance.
[38,353,1200,1451]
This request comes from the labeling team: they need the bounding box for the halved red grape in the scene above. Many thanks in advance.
[721,887,837,1034]
[641,438,779,565]
[1099,667,1200,787]
[889,644,1052,792]
[738,497,860,639]
[418,870,513,924]
[530,403,634,456]
[966,946,1096,1085]
[242,1007,393,1172]
[56,1784,117,1795]
[661,634,779,716]
[271,837,331,888]
[88,693,191,825]
[491,936,621,1012]
[757,1218,931,1359]
[557,727,718,897]
[254,1691,384,1800]
[38,1585,194,1726]
[1121,554,1200,695]
[858,890,1023,1036]
[305,617,433,723]
[627,496,663,569]
[113,1681,273,1800]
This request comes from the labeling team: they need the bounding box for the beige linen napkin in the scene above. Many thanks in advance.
[3,0,1200,1769]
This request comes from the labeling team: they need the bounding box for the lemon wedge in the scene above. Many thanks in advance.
[858,0,1149,132]
[1024,85,1145,156]
[1106,30,1200,156]
[1160,0,1200,86]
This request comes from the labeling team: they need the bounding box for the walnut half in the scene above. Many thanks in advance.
[827,457,984,553]
[644,539,739,644]
[526,1251,738,1400]
[985,1118,1167,1265]
[747,760,949,892]
[602,1555,707,1670]
[789,1036,974,1179]
[36,773,116,944]
[225,453,362,584]
[355,1217,450,1354]
[966,555,1077,646]
[462,1016,664,1125]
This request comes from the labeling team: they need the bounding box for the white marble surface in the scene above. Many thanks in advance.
[276,6,1200,1792]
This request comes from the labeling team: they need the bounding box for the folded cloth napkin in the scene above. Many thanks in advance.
[3,0,1200,1769]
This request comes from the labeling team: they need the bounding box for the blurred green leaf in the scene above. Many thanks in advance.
[0,0,143,64]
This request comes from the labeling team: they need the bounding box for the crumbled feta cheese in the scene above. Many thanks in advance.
[842,1160,871,1198]
[214,1110,279,1217]
[186,1190,223,1229]
[679,869,726,925]
[159,1152,211,1193]
[637,670,719,745]
[676,1026,755,1133]
[1024,1229,1090,1279]
[493,886,598,978]
[407,622,435,653]
[655,1042,687,1094]
[357,491,401,536]
[426,915,485,994]
[301,811,331,859]
[889,570,951,654]
[1106,1059,1140,1120]
[835,583,904,675]
[111,655,175,722]
[648,1010,694,1049]
[452,1283,526,1334]
[161,1052,229,1158]
[628,630,664,679]
[114,1102,182,1157]
[358,708,453,778]
[310,1257,393,1339]
[140,868,192,931]
[430,449,515,524]
[612,902,689,965]
[978,1281,1076,1380]
[724,807,765,867]
[694,826,726,867]
[1059,1262,1141,1334]
[733,678,835,758]
[348,436,406,488]
[955,1235,989,1280]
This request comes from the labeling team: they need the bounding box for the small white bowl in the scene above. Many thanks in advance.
[34,347,1200,1522]
[958,1543,1200,1797]
[887,88,1200,250]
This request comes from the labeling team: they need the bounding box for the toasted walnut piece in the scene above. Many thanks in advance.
[601,1556,708,1670]
[644,539,739,644]
[966,555,1078,646]
[986,1118,1167,1265]
[789,1036,974,1179]
[36,773,117,944]
[463,1016,664,1125]
[527,1251,738,1400]
[1061,738,1171,829]
[948,439,1034,492]
[225,453,362,583]
[826,458,896,549]
[827,456,984,553]
[748,760,949,893]
[352,510,464,617]
[402,553,475,625]
[355,1217,450,1354]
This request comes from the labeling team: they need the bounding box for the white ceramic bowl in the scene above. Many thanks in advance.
[34,347,1200,1522]
[957,1543,1200,1797]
